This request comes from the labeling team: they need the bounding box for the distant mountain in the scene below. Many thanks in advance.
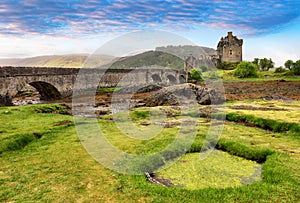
[0,45,215,69]
[156,45,216,59]
[110,50,184,69]
[0,54,114,68]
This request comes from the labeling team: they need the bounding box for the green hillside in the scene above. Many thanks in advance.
[110,50,184,69]
[156,45,216,59]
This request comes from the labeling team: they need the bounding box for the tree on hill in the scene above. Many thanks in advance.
[258,58,274,71]
[284,60,293,71]
[283,59,300,75]
[252,58,259,66]
[251,58,274,71]
[291,60,300,75]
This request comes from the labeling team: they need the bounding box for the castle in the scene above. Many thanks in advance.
[184,32,243,72]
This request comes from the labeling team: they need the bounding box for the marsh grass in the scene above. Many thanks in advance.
[156,150,262,190]
[0,103,299,202]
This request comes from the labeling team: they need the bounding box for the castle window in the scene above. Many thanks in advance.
[229,50,233,55]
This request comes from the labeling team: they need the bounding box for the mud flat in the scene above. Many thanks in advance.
[223,81,300,101]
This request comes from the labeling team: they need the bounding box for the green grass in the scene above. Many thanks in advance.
[110,50,184,69]
[214,69,300,82]
[0,103,299,202]
[97,87,123,94]
[224,99,300,138]
[18,91,35,96]
[0,133,38,153]
[156,150,262,190]
[0,104,71,139]
[226,99,300,123]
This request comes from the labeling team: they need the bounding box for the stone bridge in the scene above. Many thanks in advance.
[0,67,186,105]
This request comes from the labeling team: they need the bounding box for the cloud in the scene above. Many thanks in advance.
[0,0,299,37]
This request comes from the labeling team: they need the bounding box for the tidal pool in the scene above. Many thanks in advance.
[156,150,262,190]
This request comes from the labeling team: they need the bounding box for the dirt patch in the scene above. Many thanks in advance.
[229,105,288,111]
[54,120,74,126]
[223,81,300,101]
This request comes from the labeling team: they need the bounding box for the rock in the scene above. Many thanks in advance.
[117,84,163,94]
[95,109,111,116]
[0,94,13,106]
[95,99,107,106]
[145,83,224,106]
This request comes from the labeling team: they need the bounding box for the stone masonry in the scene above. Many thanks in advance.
[0,67,185,105]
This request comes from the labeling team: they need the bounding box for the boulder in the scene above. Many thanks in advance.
[145,83,224,106]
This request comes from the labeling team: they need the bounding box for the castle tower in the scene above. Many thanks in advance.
[217,32,243,63]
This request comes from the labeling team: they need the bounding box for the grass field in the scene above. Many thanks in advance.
[226,99,300,123]
[212,69,300,82]
[0,102,299,202]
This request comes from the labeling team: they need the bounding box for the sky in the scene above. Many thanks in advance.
[1,0,300,66]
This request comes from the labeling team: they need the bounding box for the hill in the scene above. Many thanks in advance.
[0,54,114,68]
[0,52,183,69]
[110,50,184,69]
[0,45,216,69]
[156,45,216,59]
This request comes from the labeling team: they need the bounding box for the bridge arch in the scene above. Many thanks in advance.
[29,81,62,100]
[179,75,186,83]
[167,74,177,84]
[151,74,162,83]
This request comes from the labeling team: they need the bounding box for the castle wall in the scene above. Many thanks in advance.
[221,44,242,63]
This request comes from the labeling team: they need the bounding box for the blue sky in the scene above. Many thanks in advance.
[1,0,300,66]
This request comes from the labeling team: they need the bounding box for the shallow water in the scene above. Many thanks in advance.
[156,150,262,190]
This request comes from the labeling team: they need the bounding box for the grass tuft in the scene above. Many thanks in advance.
[0,134,37,153]
[226,112,300,134]
[33,104,70,115]
[216,140,275,163]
